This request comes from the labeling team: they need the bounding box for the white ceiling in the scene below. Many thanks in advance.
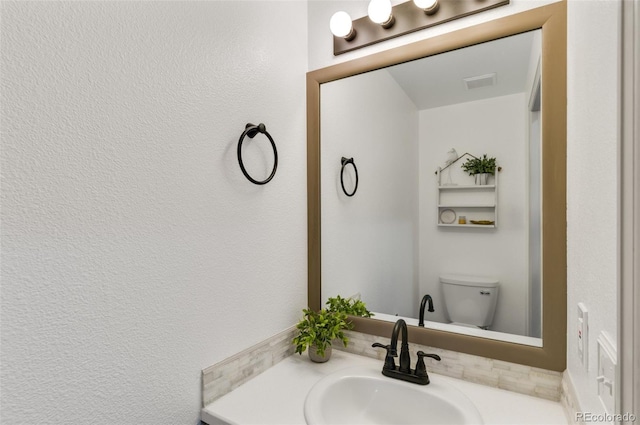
[385,30,539,110]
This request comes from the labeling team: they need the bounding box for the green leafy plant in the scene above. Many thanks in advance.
[326,295,373,318]
[461,154,497,175]
[292,308,349,357]
[292,296,373,358]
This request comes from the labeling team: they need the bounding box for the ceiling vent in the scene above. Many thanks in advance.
[463,73,497,90]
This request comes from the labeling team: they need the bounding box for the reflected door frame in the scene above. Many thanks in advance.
[619,0,640,415]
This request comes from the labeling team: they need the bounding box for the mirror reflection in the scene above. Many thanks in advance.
[321,30,542,345]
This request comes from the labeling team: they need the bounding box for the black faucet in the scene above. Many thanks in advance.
[389,318,411,373]
[372,319,441,385]
[418,294,434,327]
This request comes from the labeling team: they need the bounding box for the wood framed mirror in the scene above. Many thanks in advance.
[307,2,566,371]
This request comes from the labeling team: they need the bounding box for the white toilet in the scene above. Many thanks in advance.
[440,274,499,329]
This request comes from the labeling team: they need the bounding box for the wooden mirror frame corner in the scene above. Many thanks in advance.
[307,2,566,372]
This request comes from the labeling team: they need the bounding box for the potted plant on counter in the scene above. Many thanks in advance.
[461,154,497,185]
[292,308,348,363]
[293,296,372,363]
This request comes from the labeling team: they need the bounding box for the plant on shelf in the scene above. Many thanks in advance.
[461,154,497,175]
[292,296,372,362]
[461,154,497,185]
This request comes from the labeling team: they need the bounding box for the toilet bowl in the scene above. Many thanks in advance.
[440,274,499,329]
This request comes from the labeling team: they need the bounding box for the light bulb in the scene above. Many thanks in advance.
[368,0,393,26]
[330,11,355,40]
[414,0,439,15]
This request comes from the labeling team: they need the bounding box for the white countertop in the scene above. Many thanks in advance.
[201,350,568,425]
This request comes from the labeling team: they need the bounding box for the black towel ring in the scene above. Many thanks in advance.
[237,123,278,185]
[340,157,358,197]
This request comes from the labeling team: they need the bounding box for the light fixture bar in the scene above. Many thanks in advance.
[333,0,510,55]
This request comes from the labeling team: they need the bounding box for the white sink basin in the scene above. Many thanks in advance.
[304,366,484,425]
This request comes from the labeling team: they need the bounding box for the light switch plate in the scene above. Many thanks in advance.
[596,332,616,415]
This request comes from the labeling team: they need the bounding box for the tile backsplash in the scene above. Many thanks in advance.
[202,326,566,408]
[561,371,580,424]
[201,326,296,406]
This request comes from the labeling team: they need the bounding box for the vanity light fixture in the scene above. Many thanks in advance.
[331,0,510,55]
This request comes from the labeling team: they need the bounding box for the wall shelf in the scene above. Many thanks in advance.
[439,185,496,190]
[436,167,499,228]
[437,223,496,228]
[438,204,496,208]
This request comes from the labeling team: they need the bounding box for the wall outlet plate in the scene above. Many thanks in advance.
[577,303,588,369]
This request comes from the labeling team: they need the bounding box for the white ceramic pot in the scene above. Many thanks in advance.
[475,173,490,185]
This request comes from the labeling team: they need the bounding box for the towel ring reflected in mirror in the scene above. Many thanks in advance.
[340,157,359,197]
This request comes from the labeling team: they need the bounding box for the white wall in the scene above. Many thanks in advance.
[566,0,620,414]
[418,93,529,335]
[309,0,620,414]
[321,70,419,317]
[0,2,307,424]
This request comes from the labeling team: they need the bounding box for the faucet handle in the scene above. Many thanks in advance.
[417,351,441,361]
[415,351,441,379]
[372,342,394,355]
[372,343,396,370]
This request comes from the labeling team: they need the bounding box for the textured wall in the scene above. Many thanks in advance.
[566,0,620,414]
[1,1,307,424]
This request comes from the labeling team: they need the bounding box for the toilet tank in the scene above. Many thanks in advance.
[440,274,499,328]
